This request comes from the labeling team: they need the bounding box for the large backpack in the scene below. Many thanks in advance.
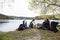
[50,21,58,32]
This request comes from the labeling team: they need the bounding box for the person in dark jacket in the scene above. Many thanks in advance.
[18,19,27,30]
[23,19,27,29]
[40,18,50,30]
[29,19,35,28]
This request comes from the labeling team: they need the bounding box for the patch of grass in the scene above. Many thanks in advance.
[0,28,60,40]
[0,29,39,40]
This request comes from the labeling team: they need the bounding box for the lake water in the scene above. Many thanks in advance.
[0,20,59,32]
[0,20,44,32]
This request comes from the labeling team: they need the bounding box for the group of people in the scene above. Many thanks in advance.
[18,19,36,30]
[18,18,59,33]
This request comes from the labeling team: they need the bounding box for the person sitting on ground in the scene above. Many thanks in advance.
[39,18,50,30]
[18,19,27,30]
[29,19,37,28]
[23,19,27,29]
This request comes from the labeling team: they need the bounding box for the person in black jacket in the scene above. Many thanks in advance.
[18,19,27,30]
[29,19,35,28]
[40,18,50,30]
[23,19,27,29]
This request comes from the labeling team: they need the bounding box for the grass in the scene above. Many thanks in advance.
[0,29,40,40]
[0,26,60,40]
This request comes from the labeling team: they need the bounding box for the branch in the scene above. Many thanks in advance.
[46,0,60,7]
[47,4,60,7]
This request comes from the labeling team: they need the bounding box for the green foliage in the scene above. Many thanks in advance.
[0,14,13,19]
[35,14,60,20]
[29,0,60,17]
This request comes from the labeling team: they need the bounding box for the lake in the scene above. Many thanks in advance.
[0,20,59,32]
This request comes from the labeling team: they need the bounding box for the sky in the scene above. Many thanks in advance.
[0,0,39,17]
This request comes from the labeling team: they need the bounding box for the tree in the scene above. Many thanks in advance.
[28,0,60,19]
